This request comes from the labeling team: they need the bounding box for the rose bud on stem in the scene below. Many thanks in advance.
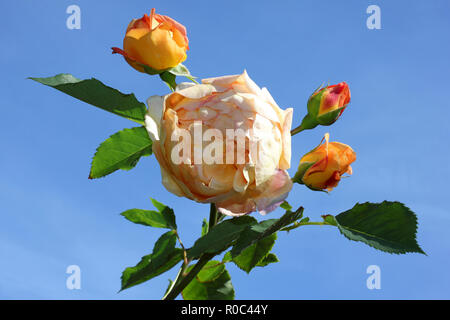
[291,82,350,135]
[293,133,356,191]
[112,8,189,73]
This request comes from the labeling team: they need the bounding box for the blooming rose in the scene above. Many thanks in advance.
[145,71,293,216]
[112,8,189,72]
[293,133,356,191]
[299,82,350,130]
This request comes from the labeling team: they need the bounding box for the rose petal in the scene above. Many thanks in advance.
[145,95,165,141]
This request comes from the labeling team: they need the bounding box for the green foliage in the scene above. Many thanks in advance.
[121,199,176,230]
[228,233,277,273]
[182,262,234,300]
[89,127,152,179]
[256,253,279,267]
[197,261,226,283]
[159,71,177,91]
[140,63,196,89]
[231,208,303,257]
[167,64,197,83]
[187,216,257,259]
[150,199,177,230]
[280,201,292,211]
[335,201,425,254]
[29,74,146,124]
[322,214,337,226]
[281,217,311,232]
[121,231,183,291]
[201,219,209,237]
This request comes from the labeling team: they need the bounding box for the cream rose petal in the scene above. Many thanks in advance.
[145,95,165,141]
[175,84,217,99]
[279,108,293,169]
[255,169,293,215]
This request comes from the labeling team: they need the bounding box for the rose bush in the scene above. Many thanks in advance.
[31,7,425,301]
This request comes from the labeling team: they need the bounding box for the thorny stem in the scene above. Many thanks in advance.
[174,231,189,266]
[162,204,220,300]
[281,220,336,232]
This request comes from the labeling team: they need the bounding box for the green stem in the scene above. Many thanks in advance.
[161,263,185,300]
[301,222,329,226]
[290,125,305,136]
[162,203,220,300]
[281,220,335,232]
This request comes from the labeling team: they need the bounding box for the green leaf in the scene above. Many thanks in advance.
[182,263,234,300]
[121,209,172,229]
[322,214,337,226]
[256,253,279,267]
[280,201,292,211]
[231,233,277,273]
[142,65,166,75]
[196,261,226,283]
[120,230,182,291]
[150,199,177,230]
[159,71,177,91]
[29,74,147,124]
[120,199,176,230]
[201,219,209,237]
[89,127,152,179]
[222,251,232,263]
[231,207,303,257]
[187,216,257,259]
[334,201,425,254]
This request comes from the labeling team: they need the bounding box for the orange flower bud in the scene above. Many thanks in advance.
[298,82,351,131]
[293,133,356,191]
[112,8,189,72]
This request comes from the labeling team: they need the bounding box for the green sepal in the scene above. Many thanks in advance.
[139,62,197,89]
[292,161,315,184]
[317,106,345,125]
[299,113,319,130]
[306,88,323,117]
[159,71,177,91]
[297,85,324,130]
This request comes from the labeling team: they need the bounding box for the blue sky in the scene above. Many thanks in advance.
[1,0,449,299]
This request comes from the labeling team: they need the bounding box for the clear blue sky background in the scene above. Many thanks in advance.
[1,0,449,299]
